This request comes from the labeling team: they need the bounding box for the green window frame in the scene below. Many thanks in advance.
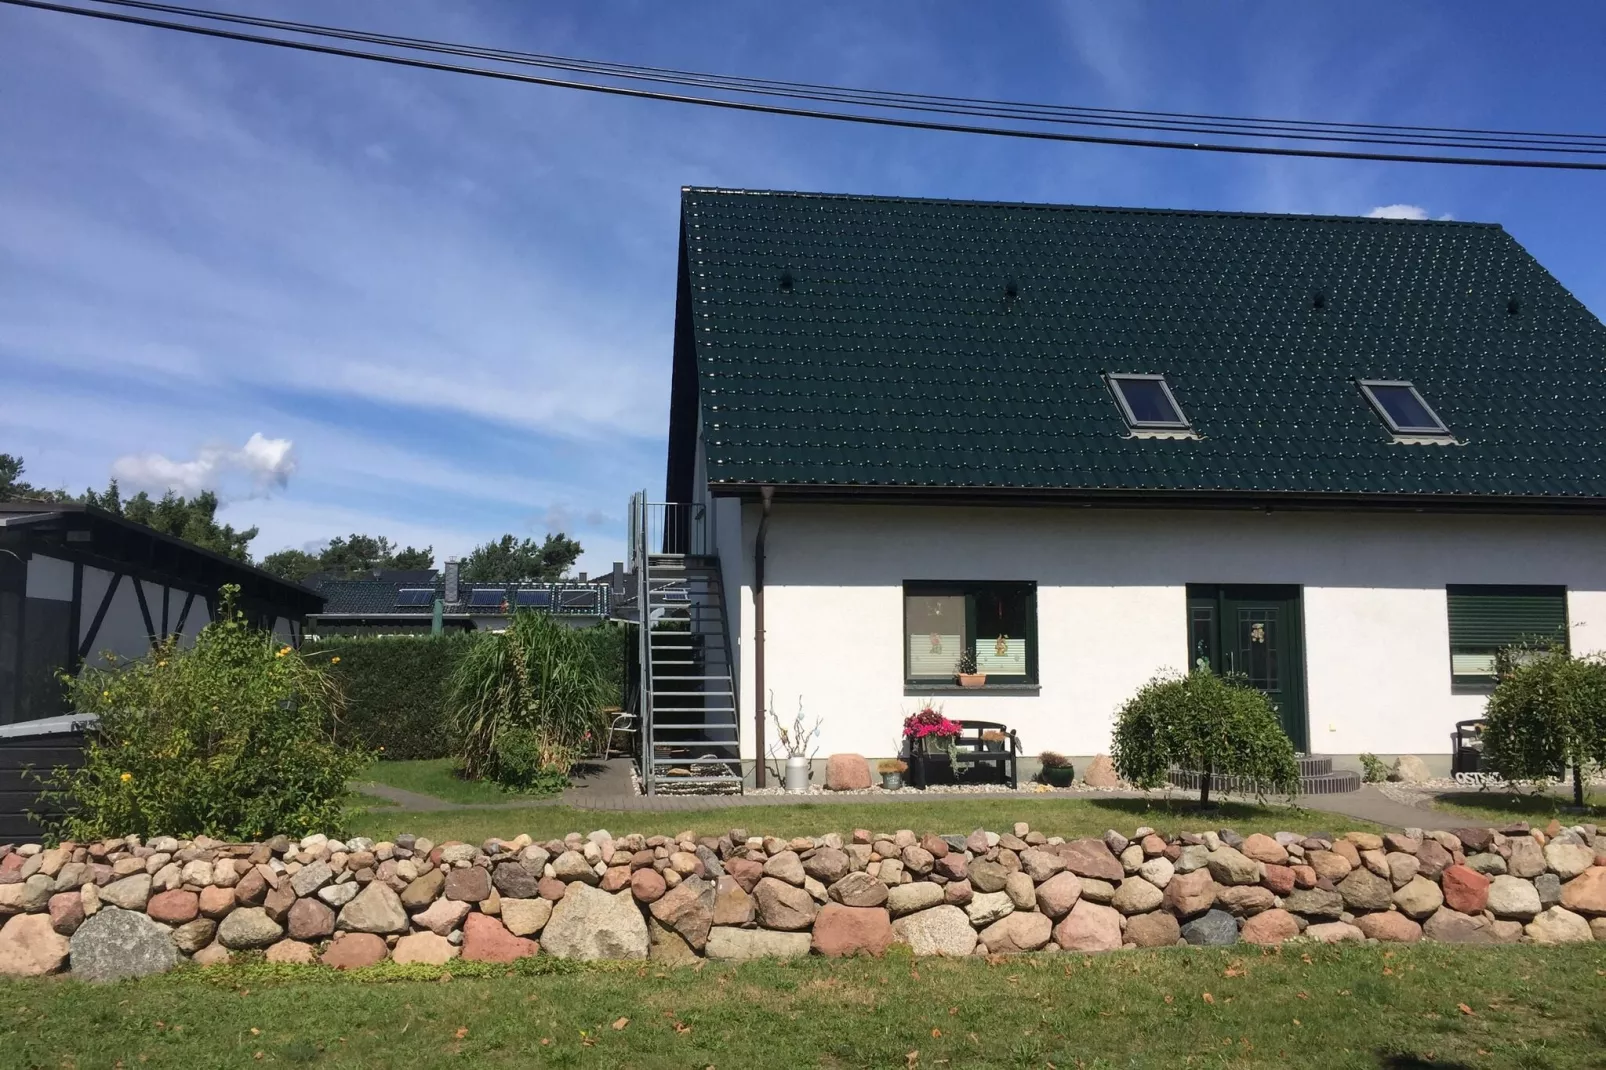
[903,581,1037,687]
[1446,585,1568,693]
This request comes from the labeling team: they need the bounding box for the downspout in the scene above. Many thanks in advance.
[752,486,774,788]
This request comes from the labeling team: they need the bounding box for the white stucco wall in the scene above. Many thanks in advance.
[725,503,1606,760]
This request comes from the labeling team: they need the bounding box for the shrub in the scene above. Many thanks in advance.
[1111,669,1300,806]
[1359,753,1389,783]
[575,622,629,709]
[448,612,611,789]
[44,586,369,841]
[876,758,908,775]
[303,633,477,759]
[1038,751,1074,769]
[1482,645,1606,806]
[492,728,574,796]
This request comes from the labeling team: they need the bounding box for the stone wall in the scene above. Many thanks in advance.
[1,821,1602,978]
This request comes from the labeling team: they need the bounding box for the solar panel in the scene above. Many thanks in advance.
[467,588,507,608]
[559,588,599,610]
[395,589,434,608]
[514,590,551,608]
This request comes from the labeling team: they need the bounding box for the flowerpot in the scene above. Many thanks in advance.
[957,673,987,688]
[784,755,810,793]
[881,772,904,790]
[1040,765,1075,788]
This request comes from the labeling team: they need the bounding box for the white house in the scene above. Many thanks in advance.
[627,188,1606,792]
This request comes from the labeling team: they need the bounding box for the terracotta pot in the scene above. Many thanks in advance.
[957,673,987,688]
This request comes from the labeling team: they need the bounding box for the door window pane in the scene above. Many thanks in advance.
[1235,607,1279,691]
[1188,604,1216,671]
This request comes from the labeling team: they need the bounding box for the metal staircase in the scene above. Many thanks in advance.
[615,493,743,795]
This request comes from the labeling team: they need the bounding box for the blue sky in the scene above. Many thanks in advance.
[4,1,1605,575]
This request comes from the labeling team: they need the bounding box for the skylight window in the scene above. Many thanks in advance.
[1357,380,1452,437]
[1106,373,1189,430]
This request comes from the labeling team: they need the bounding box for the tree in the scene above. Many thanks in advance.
[0,454,69,503]
[460,533,582,583]
[82,480,257,562]
[262,535,435,582]
[260,548,322,583]
[1481,646,1606,807]
[1111,669,1300,806]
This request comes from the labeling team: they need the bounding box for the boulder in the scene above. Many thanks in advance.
[1391,755,1432,783]
[1297,918,1361,944]
[399,869,445,912]
[444,866,492,903]
[1163,869,1216,918]
[1240,908,1301,945]
[541,884,649,960]
[321,932,387,969]
[286,897,335,941]
[811,903,894,957]
[1559,866,1606,916]
[289,860,333,898]
[978,911,1053,953]
[198,885,236,920]
[1352,911,1420,942]
[705,926,812,961]
[1544,842,1595,881]
[461,913,538,962]
[1180,909,1239,946]
[647,915,699,965]
[1124,910,1181,948]
[1058,839,1124,882]
[1486,875,1541,920]
[338,882,409,934]
[1111,877,1163,915]
[146,889,199,925]
[630,868,667,904]
[1386,852,1421,889]
[1507,838,1547,879]
[830,872,889,908]
[0,913,70,976]
[1034,872,1082,919]
[491,862,540,900]
[901,846,935,877]
[1217,885,1276,917]
[1005,872,1037,911]
[170,918,215,954]
[500,897,552,938]
[1174,844,1210,874]
[887,881,943,917]
[1261,864,1295,896]
[824,754,871,791]
[1336,868,1393,913]
[649,875,715,951]
[1391,876,1444,920]
[1307,850,1352,882]
[391,931,458,965]
[1081,754,1119,788]
[218,906,283,949]
[552,851,599,885]
[1052,900,1121,952]
[753,876,818,931]
[1282,888,1343,920]
[1020,848,1066,882]
[892,905,978,957]
[1441,865,1491,915]
[1466,852,1506,876]
[944,879,973,907]
[1138,857,1175,890]
[69,907,178,981]
[1421,908,1494,944]
[968,860,1009,894]
[762,851,806,887]
[1205,847,1261,887]
[47,892,84,936]
[804,847,851,885]
[1525,906,1593,945]
[1414,839,1452,879]
[98,873,152,912]
[1535,873,1562,909]
[965,891,1015,927]
[412,897,471,937]
[1240,834,1287,866]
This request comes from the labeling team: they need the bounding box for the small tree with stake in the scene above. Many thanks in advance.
[1111,669,1300,807]
[1481,645,1606,807]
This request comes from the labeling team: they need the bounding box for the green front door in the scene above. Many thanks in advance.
[1186,584,1309,753]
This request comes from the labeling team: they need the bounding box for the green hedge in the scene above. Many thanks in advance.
[304,623,630,761]
[303,634,477,760]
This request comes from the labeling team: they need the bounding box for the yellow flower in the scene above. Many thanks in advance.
[276,647,289,658]
[331,656,340,665]
[101,690,110,700]
[120,772,132,783]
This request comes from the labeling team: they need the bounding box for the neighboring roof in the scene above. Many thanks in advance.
[671,188,1606,507]
[310,577,611,618]
[0,500,322,612]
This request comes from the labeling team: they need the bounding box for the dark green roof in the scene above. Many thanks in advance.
[671,188,1606,505]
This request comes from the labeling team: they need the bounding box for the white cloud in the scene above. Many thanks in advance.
[112,433,296,497]
[1366,204,1429,220]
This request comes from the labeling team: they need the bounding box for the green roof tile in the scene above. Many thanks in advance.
[673,188,1606,504]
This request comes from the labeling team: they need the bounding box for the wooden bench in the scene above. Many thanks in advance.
[905,720,1021,789]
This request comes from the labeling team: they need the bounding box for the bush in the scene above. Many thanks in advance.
[1359,753,1389,783]
[448,612,612,789]
[1111,669,1300,806]
[575,622,629,709]
[1482,646,1606,806]
[44,586,369,841]
[302,634,477,759]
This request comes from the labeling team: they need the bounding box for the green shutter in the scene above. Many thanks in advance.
[1447,586,1568,649]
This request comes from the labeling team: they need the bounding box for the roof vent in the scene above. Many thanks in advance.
[1507,296,1522,316]
[1311,290,1327,311]
[777,271,794,293]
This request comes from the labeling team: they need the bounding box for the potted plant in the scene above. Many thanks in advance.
[766,693,823,793]
[901,705,963,787]
[956,646,987,688]
[877,758,908,790]
[1037,750,1075,787]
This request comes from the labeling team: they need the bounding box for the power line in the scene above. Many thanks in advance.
[74,0,1606,155]
[8,0,1606,171]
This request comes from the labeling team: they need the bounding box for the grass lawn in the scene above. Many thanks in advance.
[4,944,1604,1068]
[1432,787,1606,825]
[344,795,1386,844]
[353,758,559,807]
